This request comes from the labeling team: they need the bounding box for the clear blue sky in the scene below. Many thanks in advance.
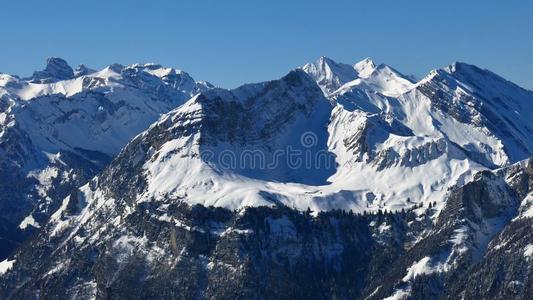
[1,0,532,89]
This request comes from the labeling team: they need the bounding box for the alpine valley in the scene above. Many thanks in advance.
[0,56,532,299]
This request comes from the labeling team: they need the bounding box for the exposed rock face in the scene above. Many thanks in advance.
[373,138,448,170]
[417,63,533,165]
[74,64,96,77]
[445,218,533,299]
[30,57,75,83]
[0,198,421,299]
[361,158,533,300]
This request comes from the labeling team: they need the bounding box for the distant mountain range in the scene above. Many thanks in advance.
[0,56,532,299]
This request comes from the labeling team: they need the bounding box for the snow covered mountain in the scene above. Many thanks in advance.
[0,57,212,259]
[0,56,532,299]
[302,56,362,95]
[61,56,531,216]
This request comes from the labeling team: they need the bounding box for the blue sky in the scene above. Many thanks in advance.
[1,0,532,89]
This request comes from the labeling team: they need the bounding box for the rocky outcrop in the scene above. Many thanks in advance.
[30,57,75,83]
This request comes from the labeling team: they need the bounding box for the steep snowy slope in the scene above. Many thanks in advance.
[0,58,212,259]
[417,62,533,164]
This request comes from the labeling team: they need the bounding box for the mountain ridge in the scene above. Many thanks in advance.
[0,57,213,260]
[0,56,532,299]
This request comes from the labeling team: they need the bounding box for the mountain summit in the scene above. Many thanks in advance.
[353,57,376,77]
[29,57,75,83]
[301,56,360,94]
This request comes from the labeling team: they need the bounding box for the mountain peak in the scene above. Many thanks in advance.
[442,62,511,85]
[107,63,125,73]
[355,57,375,66]
[301,56,359,95]
[353,57,376,77]
[283,68,312,83]
[439,61,533,95]
[317,56,337,65]
[43,57,74,77]
[74,64,96,77]
[444,61,479,74]
[30,57,74,83]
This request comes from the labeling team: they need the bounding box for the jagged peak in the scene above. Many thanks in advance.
[303,56,346,71]
[74,64,96,77]
[29,57,75,83]
[372,63,416,83]
[442,61,516,86]
[218,68,321,104]
[317,56,339,66]
[106,63,125,74]
[302,56,360,95]
[354,57,375,67]
[445,62,526,89]
[444,61,483,75]
[354,57,376,78]
[282,68,315,84]
[122,63,195,81]
[44,57,72,71]
[268,69,324,94]
[419,61,533,96]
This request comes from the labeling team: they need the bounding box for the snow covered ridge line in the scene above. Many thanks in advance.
[199,131,336,171]
[0,57,216,261]
[104,58,533,213]
[1,57,533,299]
